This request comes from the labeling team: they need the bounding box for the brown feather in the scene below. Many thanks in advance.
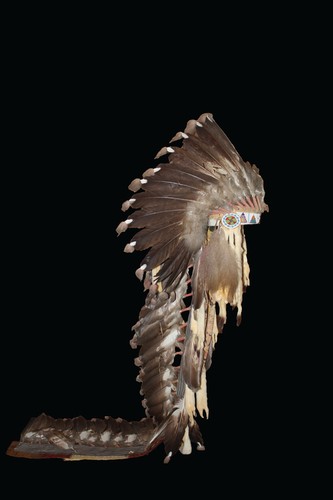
[156,249,192,291]
[162,404,189,459]
[140,237,184,270]
[130,224,183,252]
[201,228,240,301]
[130,211,183,229]
[144,167,209,191]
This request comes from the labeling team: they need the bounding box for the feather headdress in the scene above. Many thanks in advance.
[8,113,268,463]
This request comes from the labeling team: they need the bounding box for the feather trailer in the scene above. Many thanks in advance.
[8,113,268,463]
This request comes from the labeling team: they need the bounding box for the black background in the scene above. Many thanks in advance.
[2,3,320,495]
